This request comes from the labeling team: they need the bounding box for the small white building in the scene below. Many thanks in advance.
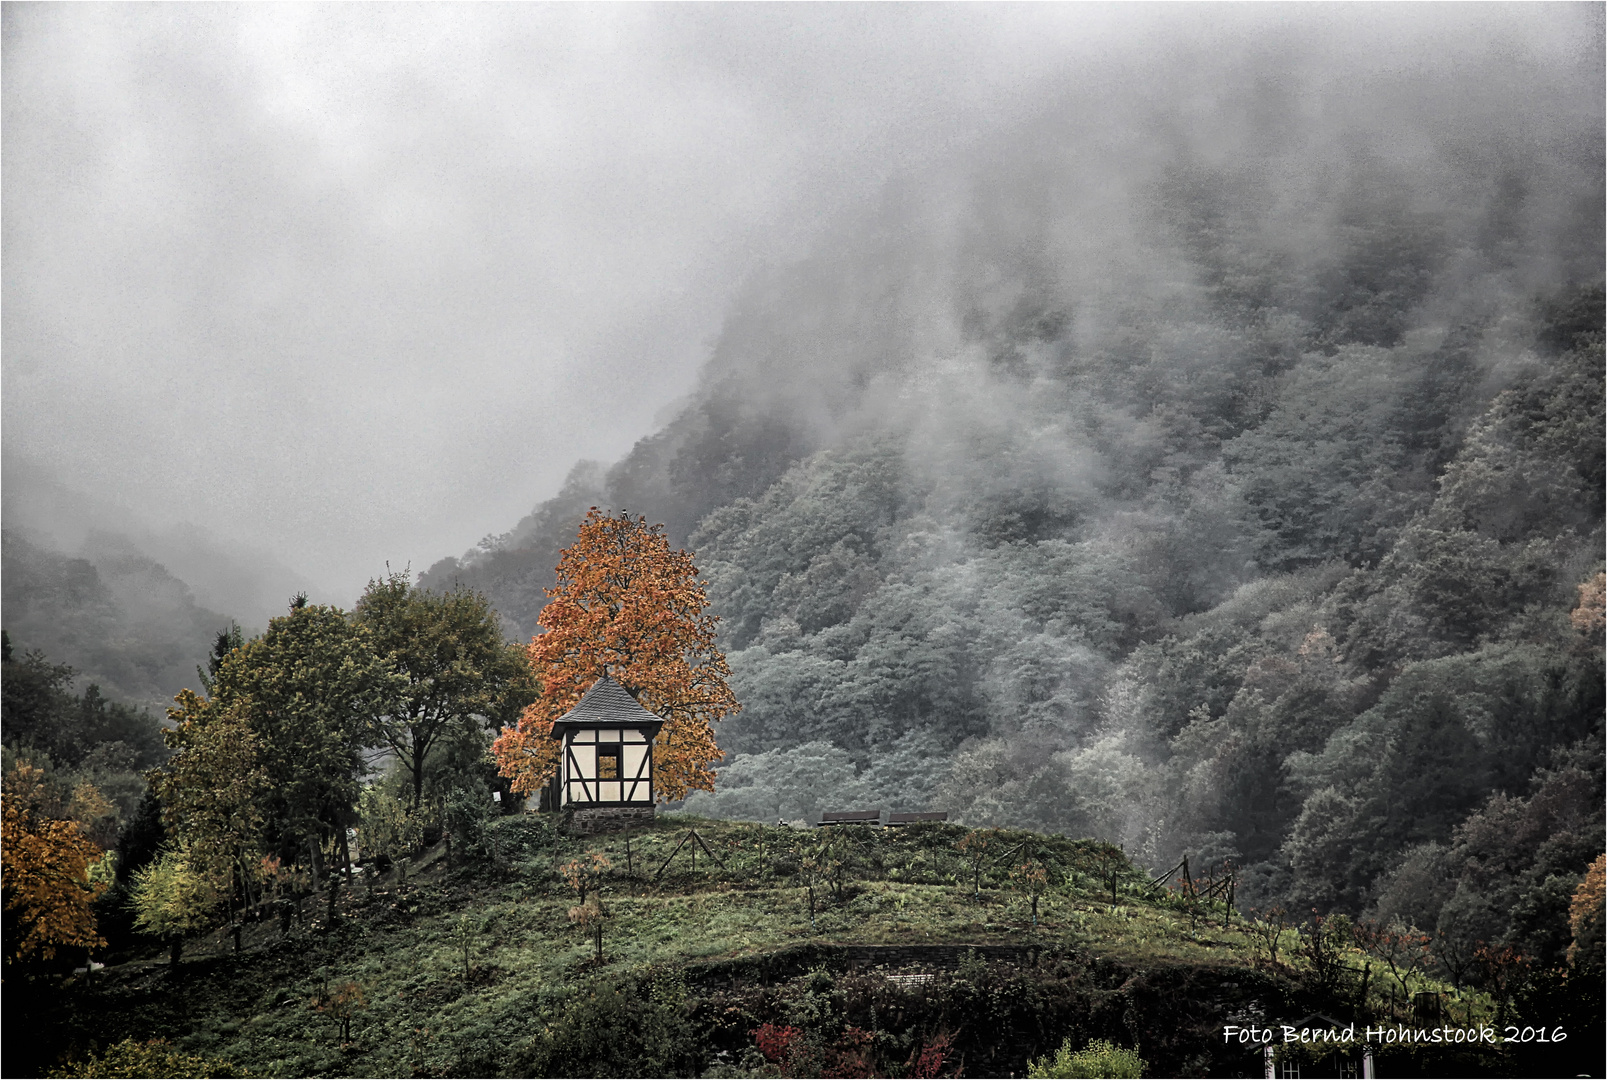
[1259,1014,1374,1079]
[547,676,663,832]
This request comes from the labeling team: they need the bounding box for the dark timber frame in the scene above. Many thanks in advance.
[561,732,654,805]
[546,676,665,810]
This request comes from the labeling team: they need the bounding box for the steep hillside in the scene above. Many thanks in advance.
[416,37,1604,961]
[20,816,1592,1079]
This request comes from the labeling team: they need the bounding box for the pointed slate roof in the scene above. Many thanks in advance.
[548,676,666,734]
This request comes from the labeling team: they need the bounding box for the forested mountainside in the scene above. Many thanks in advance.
[420,51,1605,965]
[2,528,231,711]
[2,456,319,633]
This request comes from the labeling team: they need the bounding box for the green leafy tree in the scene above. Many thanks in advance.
[113,787,167,887]
[0,631,75,743]
[130,846,222,968]
[1434,340,1604,541]
[1221,345,1427,569]
[441,783,494,863]
[207,596,400,891]
[1354,919,1432,1003]
[796,847,826,930]
[1296,912,1354,995]
[353,573,534,811]
[154,693,269,928]
[1,636,167,772]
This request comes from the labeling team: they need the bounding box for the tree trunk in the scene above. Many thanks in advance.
[340,827,353,884]
[326,862,341,925]
[169,937,183,969]
[241,858,258,920]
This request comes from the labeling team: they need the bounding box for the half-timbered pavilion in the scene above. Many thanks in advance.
[547,676,663,831]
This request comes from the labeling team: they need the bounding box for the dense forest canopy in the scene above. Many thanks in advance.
[419,38,1605,965]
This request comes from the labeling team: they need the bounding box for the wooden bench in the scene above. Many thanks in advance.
[819,810,882,827]
[886,811,948,825]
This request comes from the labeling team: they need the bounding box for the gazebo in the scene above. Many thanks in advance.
[546,676,663,833]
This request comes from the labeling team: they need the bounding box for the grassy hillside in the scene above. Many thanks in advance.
[18,814,1589,1079]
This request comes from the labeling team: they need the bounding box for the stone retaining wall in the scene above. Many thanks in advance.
[567,806,655,835]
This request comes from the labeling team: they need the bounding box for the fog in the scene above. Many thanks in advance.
[3,3,1598,617]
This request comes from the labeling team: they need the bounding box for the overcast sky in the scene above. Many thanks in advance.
[3,4,1596,604]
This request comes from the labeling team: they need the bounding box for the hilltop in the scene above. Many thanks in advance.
[17,814,1588,1079]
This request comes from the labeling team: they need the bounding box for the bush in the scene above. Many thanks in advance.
[1028,1037,1146,1079]
[515,971,700,1078]
[50,1038,245,1078]
[128,847,222,965]
[441,786,494,862]
[358,785,423,870]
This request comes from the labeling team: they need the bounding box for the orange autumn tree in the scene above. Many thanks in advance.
[492,508,738,801]
[2,761,108,966]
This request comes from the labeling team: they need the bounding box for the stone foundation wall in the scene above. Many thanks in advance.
[567,805,655,835]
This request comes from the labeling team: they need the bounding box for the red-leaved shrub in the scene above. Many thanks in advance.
[753,1022,801,1064]
[910,1031,956,1079]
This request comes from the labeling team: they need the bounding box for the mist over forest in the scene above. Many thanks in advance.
[3,456,319,711]
[415,27,1605,968]
[3,6,1602,991]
